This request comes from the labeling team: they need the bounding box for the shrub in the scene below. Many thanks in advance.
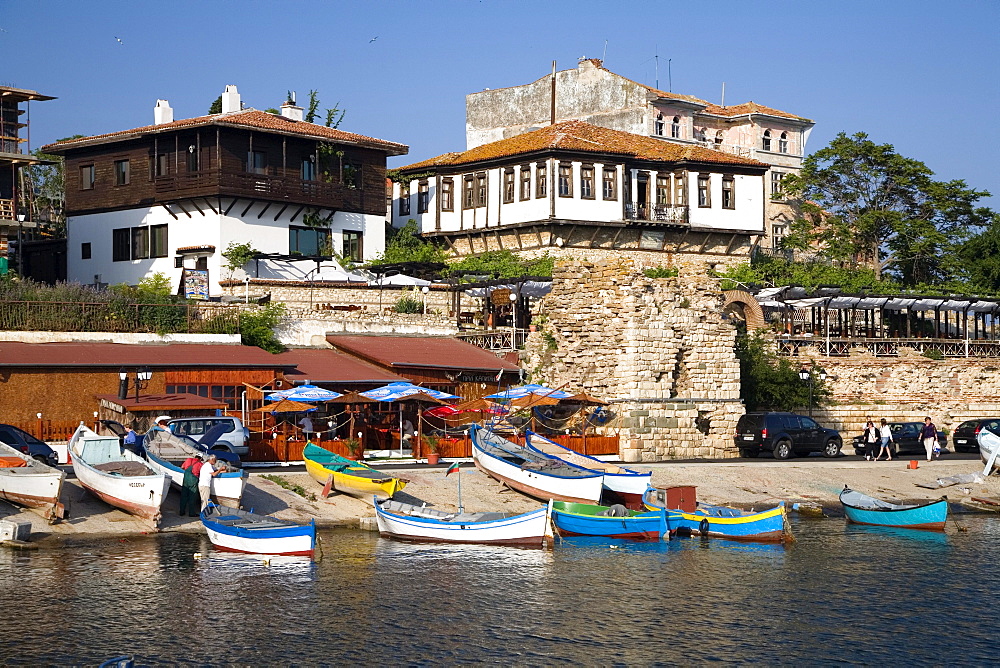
[394,295,423,314]
[642,266,679,279]
[239,303,286,353]
[923,348,944,360]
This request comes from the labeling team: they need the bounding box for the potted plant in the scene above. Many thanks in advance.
[423,435,441,465]
[345,437,363,461]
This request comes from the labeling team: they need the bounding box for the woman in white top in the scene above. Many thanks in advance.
[863,421,879,461]
[875,419,894,461]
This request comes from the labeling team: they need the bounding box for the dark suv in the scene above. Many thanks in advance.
[952,419,1000,453]
[852,422,948,457]
[0,423,59,466]
[735,412,842,459]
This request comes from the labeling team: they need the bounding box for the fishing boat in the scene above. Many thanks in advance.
[839,487,948,531]
[470,425,604,504]
[200,503,316,556]
[303,443,407,499]
[143,446,247,507]
[978,428,1000,473]
[68,425,170,526]
[0,441,66,519]
[550,501,669,540]
[374,498,550,546]
[643,487,792,542]
[525,431,651,509]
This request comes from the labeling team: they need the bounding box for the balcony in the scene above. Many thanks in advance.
[624,203,688,225]
[154,171,344,208]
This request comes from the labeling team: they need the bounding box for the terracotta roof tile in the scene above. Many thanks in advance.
[0,342,294,368]
[327,335,521,372]
[275,348,408,385]
[41,109,408,155]
[400,120,768,171]
[702,101,811,122]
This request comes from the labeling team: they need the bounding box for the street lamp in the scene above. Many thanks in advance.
[798,368,827,416]
[119,367,153,402]
[509,291,518,350]
[16,213,25,276]
[421,285,430,315]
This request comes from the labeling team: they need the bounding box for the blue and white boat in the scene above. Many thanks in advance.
[200,504,316,556]
[143,447,247,508]
[550,501,670,540]
[839,487,948,531]
[374,498,550,547]
[643,487,792,542]
[470,425,604,504]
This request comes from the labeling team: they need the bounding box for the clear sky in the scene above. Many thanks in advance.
[5,0,998,208]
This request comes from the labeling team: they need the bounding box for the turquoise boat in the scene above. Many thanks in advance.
[550,501,671,540]
[839,487,948,531]
[643,487,792,543]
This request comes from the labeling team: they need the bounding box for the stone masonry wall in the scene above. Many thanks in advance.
[521,258,743,461]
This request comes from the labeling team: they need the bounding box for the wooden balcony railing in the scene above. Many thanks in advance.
[0,198,13,220]
[155,171,344,208]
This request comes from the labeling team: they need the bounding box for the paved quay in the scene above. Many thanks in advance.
[3,456,998,547]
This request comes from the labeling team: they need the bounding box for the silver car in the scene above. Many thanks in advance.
[167,417,249,456]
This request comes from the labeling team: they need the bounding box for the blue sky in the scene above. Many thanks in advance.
[6,0,998,208]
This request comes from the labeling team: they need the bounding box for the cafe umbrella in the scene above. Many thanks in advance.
[265,384,342,402]
[360,382,461,457]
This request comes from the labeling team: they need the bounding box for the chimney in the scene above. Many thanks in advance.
[280,101,303,122]
[153,99,173,125]
[221,85,241,114]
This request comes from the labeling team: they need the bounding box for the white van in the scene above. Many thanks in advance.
[167,416,249,456]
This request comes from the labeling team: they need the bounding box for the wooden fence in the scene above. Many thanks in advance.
[12,419,86,442]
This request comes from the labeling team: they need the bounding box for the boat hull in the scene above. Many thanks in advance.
[0,444,65,516]
[201,505,316,556]
[303,444,406,499]
[550,502,668,540]
[644,489,790,542]
[840,489,948,530]
[143,450,247,507]
[202,525,315,556]
[375,502,549,546]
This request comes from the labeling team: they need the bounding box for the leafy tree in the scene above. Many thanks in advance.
[782,132,994,284]
[958,222,1000,291]
[324,103,345,128]
[305,90,320,123]
[735,331,828,411]
[222,241,259,278]
[448,250,554,279]
[372,220,449,265]
[718,255,896,293]
[23,135,84,238]
[209,96,222,114]
[239,303,286,353]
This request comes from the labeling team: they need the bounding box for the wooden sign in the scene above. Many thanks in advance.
[491,288,512,306]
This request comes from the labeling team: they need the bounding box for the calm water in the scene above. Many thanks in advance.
[1,515,997,666]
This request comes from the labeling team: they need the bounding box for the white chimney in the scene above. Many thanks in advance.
[221,85,241,114]
[154,99,173,124]
[280,101,303,122]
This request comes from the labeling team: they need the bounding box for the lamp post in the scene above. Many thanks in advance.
[119,367,153,402]
[509,291,518,351]
[798,367,827,416]
[421,285,430,315]
[16,213,25,276]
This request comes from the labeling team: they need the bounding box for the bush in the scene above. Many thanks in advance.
[394,295,423,314]
[735,331,828,411]
[922,348,944,360]
[642,266,679,279]
[239,303,286,353]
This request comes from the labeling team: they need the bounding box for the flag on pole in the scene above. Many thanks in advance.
[495,369,503,382]
[445,461,461,476]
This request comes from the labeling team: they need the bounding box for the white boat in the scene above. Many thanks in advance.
[978,428,1000,473]
[0,441,66,519]
[201,504,316,557]
[469,425,604,504]
[375,498,551,547]
[524,431,651,509]
[143,447,247,507]
[68,425,170,526]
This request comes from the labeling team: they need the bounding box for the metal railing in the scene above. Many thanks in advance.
[624,203,689,224]
[457,328,530,352]
[776,336,1000,359]
[0,301,241,334]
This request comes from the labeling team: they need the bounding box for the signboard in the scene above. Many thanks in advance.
[639,230,665,250]
[491,288,512,306]
[182,269,210,300]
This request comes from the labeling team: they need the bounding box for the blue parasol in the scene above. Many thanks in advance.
[484,383,572,401]
[266,383,342,402]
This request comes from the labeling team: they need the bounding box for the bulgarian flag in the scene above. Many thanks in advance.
[445,461,461,476]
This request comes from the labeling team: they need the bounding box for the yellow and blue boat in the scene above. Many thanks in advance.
[643,487,792,543]
[303,443,408,499]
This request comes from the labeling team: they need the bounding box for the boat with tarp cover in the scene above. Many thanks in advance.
[201,503,316,556]
[839,487,948,531]
[303,442,407,499]
[374,498,550,546]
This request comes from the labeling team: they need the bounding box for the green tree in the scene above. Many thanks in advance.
[209,95,222,114]
[239,303,286,353]
[222,241,259,279]
[958,221,1000,291]
[372,220,449,265]
[305,90,320,123]
[782,132,994,284]
[447,250,554,279]
[735,331,827,411]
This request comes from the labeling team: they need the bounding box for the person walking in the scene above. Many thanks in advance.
[921,417,938,462]
[876,418,894,461]
[198,454,221,511]
[862,420,879,461]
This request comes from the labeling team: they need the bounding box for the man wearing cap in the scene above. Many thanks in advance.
[199,453,221,511]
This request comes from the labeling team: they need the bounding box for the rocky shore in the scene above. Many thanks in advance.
[3,457,998,547]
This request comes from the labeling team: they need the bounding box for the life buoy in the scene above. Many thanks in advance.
[699,518,710,536]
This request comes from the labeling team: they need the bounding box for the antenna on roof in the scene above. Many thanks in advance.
[721,82,726,107]
[550,60,557,125]
[654,45,659,90]
[602,39,607,62]
[668,58,672,92]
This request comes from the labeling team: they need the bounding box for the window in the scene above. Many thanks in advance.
[441,178,454,211]
[463,175,475,209]
[762,130,772,152]
[249,150,267,174]
[301,157,316,181]
[186,146,200,173]
[558,163,572,197]
[722,175,735,209]
[475,172,487,207]
[343,230,363,262]
[80,164,95,190]
[113,228,130,261]
[671,116,681,139]
[399,182,411,216]
[536,162,547,197]
[289,225,331,256]
[674,172,686,206]
[771,171,786,200]
[519,165,531,200]
[417,181,429,214]
[155,154,169,177]
[113,225,167,261]
[602,166,617,200]
[697,174,711,207]
[503,169,515,203]
[114,159,130,186]
[656,174,670,205]
[715,130,724,146]
[654,113,664,136]
[342,160,362,189]
[81,243,91,260]
[779,131,789,154]
[771,224,786,249]
[580,165,595,199]
[167,385,241,410]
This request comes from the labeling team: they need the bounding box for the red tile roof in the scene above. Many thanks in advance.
[399,120,768,171]
[274,348,407,385]
[327,335,521,372]
[0,342,294,368]
[41,109,408,156]
[702,101,811,122]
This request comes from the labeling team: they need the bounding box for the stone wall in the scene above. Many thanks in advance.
[274,307,458,347]
[220,281,455,313]
[521,257,743,460]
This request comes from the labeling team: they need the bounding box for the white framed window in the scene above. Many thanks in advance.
[671,116,681,139]
[654,113,664,136]
[779,131,789,154]
[771,171,786,200]
[762,130,772,152]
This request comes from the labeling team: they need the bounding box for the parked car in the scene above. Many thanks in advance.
[0,423,59,466]
[734,412,843,459]
[852,422,948,458]
[167,417,249,456]
[952,419,1000,453]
